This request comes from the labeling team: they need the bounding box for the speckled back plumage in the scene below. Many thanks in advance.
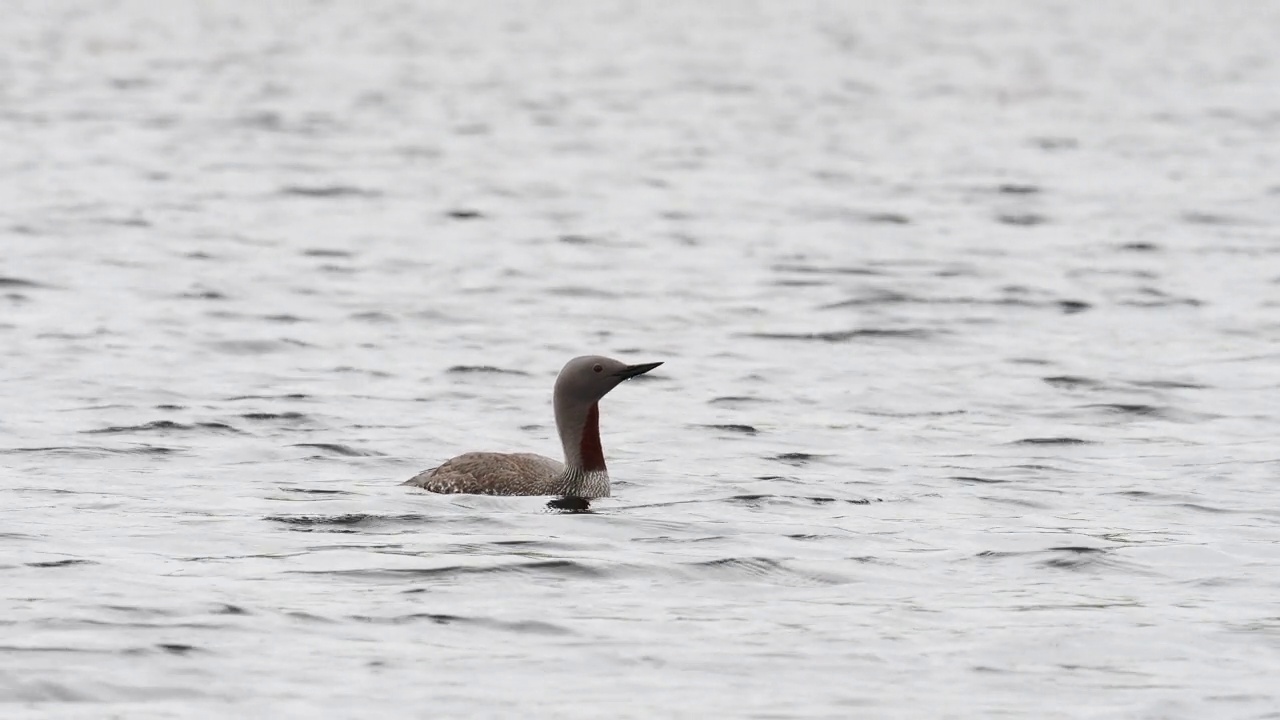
[403,452,610,498]
[404,452,561,495]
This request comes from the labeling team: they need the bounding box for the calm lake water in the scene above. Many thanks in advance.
[3,1,1280,718]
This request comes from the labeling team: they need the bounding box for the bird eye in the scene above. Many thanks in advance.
[593,364,603,373]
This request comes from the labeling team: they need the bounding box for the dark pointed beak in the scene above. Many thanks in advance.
[613,361,662,380]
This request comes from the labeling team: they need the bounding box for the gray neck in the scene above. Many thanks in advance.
[553,397,610,498]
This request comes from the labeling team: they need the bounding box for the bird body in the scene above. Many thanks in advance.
[407,452,572,496]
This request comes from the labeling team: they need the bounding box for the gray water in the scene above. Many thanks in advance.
[4,1,1280,718]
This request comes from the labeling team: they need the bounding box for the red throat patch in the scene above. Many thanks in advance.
[579,403,606,472]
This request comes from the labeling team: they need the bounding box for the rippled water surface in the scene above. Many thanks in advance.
[4,1,1280,717]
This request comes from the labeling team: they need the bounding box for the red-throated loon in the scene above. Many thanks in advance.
[403,355,662,498]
